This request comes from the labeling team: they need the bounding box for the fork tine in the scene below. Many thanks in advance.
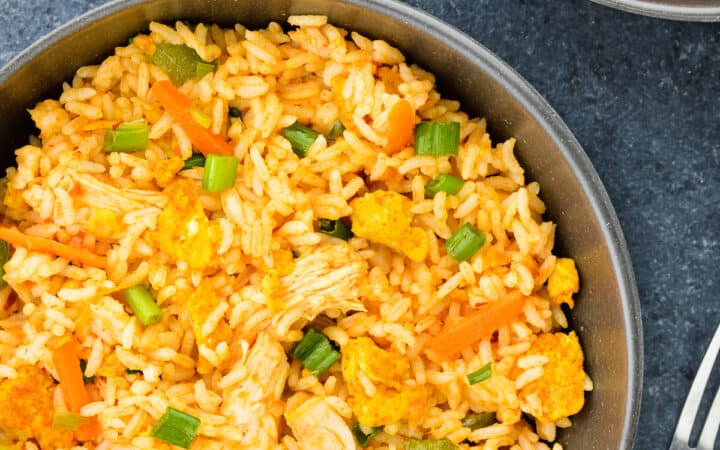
[672,322,720,445]
[697,383,720,450]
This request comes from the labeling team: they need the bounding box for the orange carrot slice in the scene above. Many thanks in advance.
[52,338,101,441]
[384,99,415,154]
[151,80,234,156]
[0,226,106,268]
[428,293,526,360]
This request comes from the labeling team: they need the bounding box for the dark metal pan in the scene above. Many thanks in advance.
[0,1,643,448]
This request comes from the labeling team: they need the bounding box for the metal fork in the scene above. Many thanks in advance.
[671,323,720,450]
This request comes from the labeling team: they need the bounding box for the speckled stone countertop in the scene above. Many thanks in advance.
[0,1,718,448]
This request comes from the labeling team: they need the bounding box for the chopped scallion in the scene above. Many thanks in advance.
[291,329,340,378]
[292,250,300,259]
[190,107,212,129]
[151,43,216,85]
[124,285,163,326]
[327,120,346,140]
[424,173,464,197]
[228,106,242,118]
[405,438,458,450]
[52,412,89,430]
[150,406,200,449]
[180,153,206,171]
[444,223,486,262]
[414,121,460,156]
[79,359,95,384]
[461,412,496,430]
[467,362,492,385]
[202,154,239,192]
[282,122,319,158]
[126,368,143,375]
[104,120,149,152]
[0,240,8,287]
[353,423,383,447]
[316,218,353,241]
[195,62,216,79]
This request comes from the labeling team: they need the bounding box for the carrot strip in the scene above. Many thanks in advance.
[428,293,526,360]
[151,80,234,156]
[0,226,106,268]
[384,99,415,154]
[52,338,101,441]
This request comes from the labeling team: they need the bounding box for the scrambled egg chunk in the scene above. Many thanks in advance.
[187,280,232,374]
[187,279,221,345]
[519,332,586,423]
[261,249,296,313]
[342,337,426,426]
[350,190,428,262]
[87,207,124,239]
[0,367,74,449]
[153,158,184,188]
[150,179,217,269]
[547,258,579,308]
[285,396,355,450]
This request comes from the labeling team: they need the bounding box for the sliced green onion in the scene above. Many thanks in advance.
[425,174,464,197]
[52,412,89,430]
[414,121,460,156]
[79,359,95,384]
[150,406,200,449]
[180,153,206,171]
[190,107,212,129]
[151,43,216,85]
[461,412,496,430]
[195,62,216,79]
[0,240,8,287]
[228,106,242,118]
[405,438,457,450]
[291,329,340,378]
[292,249,300,259]
[104,120,149,152]
[353,423,384,447]
[124,285,163,326]
[444,223,486,262]
[467,362,492,385]
[202,154,239,192]
[316,218,353,241]
[327,120,346,140]
[282,122,319,158]
[126,368,143,375]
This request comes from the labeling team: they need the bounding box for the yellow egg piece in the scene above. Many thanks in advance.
[547,258,579,308]
[341,337,425,426]
[350,190,428,262]
[519,332,586,423]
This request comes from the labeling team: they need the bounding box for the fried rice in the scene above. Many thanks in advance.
[0,16,591,450]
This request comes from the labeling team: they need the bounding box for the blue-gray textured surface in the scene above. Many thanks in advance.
[0,1,718,449]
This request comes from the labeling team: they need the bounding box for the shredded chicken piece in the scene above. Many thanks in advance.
[221,333,290,449]
[268,243,366,324]
[69,171,166,212]
[285,396,355,450]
